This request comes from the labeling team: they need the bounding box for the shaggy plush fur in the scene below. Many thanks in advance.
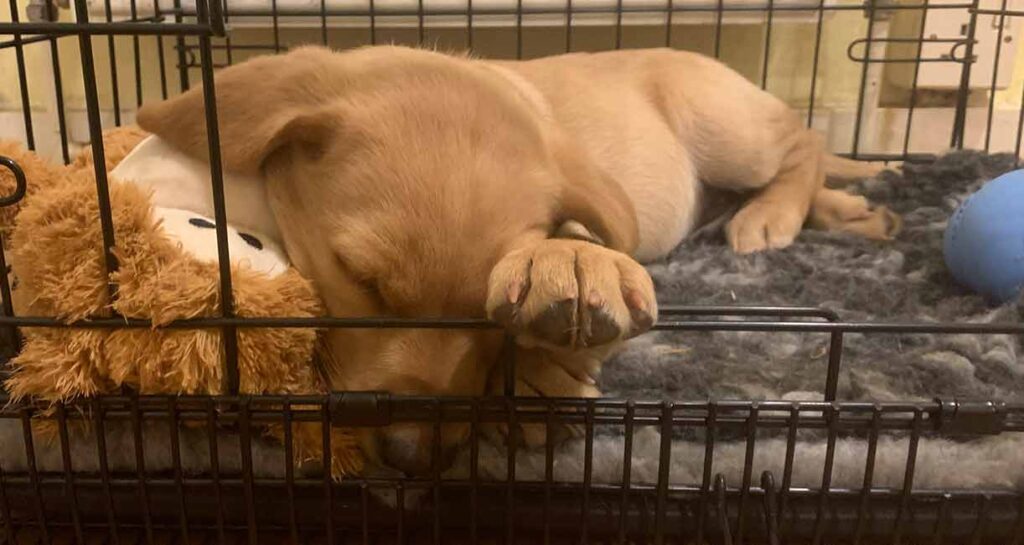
[0,133,362,477]
[0,150,1021,495]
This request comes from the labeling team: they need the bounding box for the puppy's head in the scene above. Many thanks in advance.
[138,45,638,475]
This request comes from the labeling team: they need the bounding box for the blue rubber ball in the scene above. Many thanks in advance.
[943,170,1024,305]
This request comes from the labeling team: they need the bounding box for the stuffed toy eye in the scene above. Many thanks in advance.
[239,232,263,250]
[189,217,216,229]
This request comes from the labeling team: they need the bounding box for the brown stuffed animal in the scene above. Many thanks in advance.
[0,127,362,478]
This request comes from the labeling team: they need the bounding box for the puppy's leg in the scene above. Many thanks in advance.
[485,238,657,447]
[724,129,826,254]
[809,188,902,240]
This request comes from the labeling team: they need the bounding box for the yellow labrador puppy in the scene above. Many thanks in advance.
[137,45,896,474]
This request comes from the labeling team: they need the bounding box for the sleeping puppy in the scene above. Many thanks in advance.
[136,45,897,475]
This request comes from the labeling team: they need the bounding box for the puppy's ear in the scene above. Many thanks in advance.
[136,45,348,176]
[551,138,639,255]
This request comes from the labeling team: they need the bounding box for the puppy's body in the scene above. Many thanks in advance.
[137,45,895,473]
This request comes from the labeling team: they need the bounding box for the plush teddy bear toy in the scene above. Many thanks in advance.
[0,127,362,478]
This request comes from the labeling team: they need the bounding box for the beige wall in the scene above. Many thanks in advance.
[2,0,1023,148]
[3,2,872,114]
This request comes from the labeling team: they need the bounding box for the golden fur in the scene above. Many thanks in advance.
[135,45,899,474]
[0,128,362,477]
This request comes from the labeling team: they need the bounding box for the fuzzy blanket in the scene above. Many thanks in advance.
[2,150,1023,494]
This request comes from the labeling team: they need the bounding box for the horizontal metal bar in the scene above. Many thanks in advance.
[972,7,1024,15]
[0,21,211,36]
[0,33,55,49]
[162,1,973,18]
[0,314,1017,335]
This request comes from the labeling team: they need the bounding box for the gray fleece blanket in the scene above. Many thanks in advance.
[2,150,1022,494]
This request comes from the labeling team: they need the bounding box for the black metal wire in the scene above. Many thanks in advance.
[8,0,34,151]
[5,2,1024,543]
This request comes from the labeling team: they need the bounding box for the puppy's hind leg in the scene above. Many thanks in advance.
[725,129,826,254]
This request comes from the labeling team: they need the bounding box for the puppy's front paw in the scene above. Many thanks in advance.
[486,239,656,351]
[726,200,805,254]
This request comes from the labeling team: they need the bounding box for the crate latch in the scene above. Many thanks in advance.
[329,391,392,427]
[934,399,1006,435]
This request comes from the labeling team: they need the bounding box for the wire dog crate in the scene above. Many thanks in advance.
[2,0,1024,541]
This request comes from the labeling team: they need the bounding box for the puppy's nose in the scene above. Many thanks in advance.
[379,425,458,475]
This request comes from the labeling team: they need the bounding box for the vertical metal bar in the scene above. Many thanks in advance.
[932,494,952,545]
[902,0,930,156]
[283,401,299,545]
[433,402,443,545]
[811,403,839,545]
[516,0,524,59]
[544,404,554,545]
[470,399,480,545]
[969,495,991,545]
[93,400,120,545]
[417,0,425,45]
[131,397,155,545]
[56,404,84,545]
[823,331,844,402]
[193,0,241,393]
[322,403,335,545]
[240,399,258,545]
[0,235,17,349]
[853,406,882,545]
[713,0,723,57]
[73,0,120,295]
[168,397,190,544]
[806,0,826,128]
[505,397,518,545]
[205,399,226,545]
[564,0,572,53]
[617,0,625,49]
[466,0,473,49]
[44,0,70,165]
[1015,63,1024,167]
[777,404,799,539]
[654,402,674,545]
[715,474,733,545]
[761,472,779,545]
[697,403,718,544]
[156,31,169,100]
[663,0,672,48]
[984,0,1009,152]
[851,0,878,158]
[173,0,189,91]
[618,401,635,545]
[892,410,923,545]
[19,411,49,543]
[271,0,281,52]
[131,0,143,108]
[1012,494,1024,545]
[397,484,406,545]
[320,0,328,44]
[0,458,9,545]
[103,0,122,126]
[736,404,759,544]
[951,0,979,148]
[8,0,34,150]
[581,401,595,545]
[361,483,370,545]
[369,0,377,44]
[760,0,775,89]
[222,0,234,67]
